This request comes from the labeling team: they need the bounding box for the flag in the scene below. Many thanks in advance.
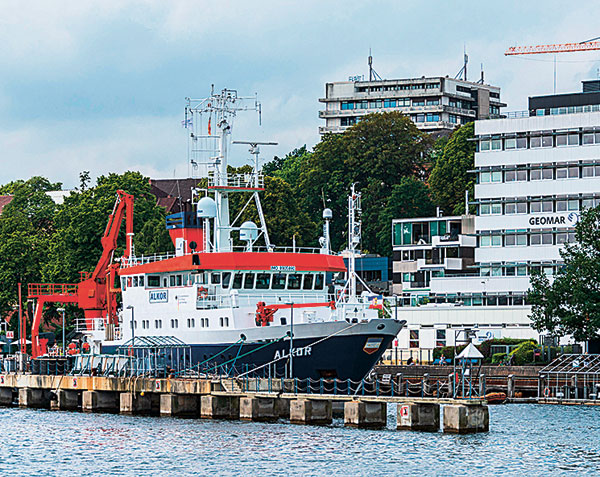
[368,295,383,310]
[181,118,193,129]
[208,117,211,136]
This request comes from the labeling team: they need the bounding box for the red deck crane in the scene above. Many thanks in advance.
[27,190,134,358]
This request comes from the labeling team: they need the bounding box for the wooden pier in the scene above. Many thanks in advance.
[0,373,489,433]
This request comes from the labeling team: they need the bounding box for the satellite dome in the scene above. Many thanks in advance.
[240,221,259,241]
[323,208,333,219]
[197,196,217,218]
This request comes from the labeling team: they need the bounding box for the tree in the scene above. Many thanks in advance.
[428,123,475,215]
[375,176,436,256]
[298,112,432,254]
[528,206,600,341]
[0,177,59,319]
[42,171,172,284]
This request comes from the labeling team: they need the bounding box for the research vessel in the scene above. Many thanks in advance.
[47,88,405,380]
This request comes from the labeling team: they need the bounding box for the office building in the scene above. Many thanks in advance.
[391,80,600,355]
[319,76,505,135]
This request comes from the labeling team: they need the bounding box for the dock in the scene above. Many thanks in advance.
[0,373,489,433]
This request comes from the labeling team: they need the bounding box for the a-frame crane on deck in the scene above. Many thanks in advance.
[27,190,134,358]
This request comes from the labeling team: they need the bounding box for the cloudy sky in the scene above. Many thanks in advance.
[2,0,600,189]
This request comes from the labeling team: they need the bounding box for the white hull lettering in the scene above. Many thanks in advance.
[274,346,312,360]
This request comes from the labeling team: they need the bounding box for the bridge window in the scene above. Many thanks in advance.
[127,277,132,287]
[272,273,286,290]
[170,276,176,287]
[121,278,127,290]
[314,274,324,290]
[244,273,255,289]
[139,276,144,287]
[222,272,232,289]
[288,274,302,290]
[256,273,270,289]
[302,274,314,290]
[211,273,221,285]
[176,275,182,286]
[133,277,139,287]
[232,273,243,289]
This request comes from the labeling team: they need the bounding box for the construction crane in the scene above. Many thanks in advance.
[505,38,600,56]
[504,37,600,93]
[27,190,134,357]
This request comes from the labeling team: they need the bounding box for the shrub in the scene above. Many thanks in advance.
[491,352,507,364]
[509,340,539,365]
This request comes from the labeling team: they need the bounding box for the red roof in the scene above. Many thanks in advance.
[0,195,13,215]
[119,252,346,275]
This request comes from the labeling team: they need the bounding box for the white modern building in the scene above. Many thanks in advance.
[392,81,600,356]
[319,76,504,135]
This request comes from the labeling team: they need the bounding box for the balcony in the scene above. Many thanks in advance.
[432,234,477,247]
[417,257,466,270]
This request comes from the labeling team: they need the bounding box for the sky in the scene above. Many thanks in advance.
[2,0,600,189]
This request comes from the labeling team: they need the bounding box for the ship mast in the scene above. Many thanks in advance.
[348,184,361,300]
[185,88,262,252]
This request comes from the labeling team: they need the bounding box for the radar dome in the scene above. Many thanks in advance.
[240,221,259,241]
[323,208,333,219]
[197,197,217,218]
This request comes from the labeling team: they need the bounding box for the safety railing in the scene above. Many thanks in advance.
[28,283,78,297]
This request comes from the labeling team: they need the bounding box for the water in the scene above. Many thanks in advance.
[1,404,599,476]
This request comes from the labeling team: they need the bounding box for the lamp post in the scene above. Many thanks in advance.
[126,305,135,346]
[57,308,65,355]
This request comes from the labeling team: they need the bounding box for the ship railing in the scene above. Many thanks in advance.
[121,246,331,268]
[73,317,121,336]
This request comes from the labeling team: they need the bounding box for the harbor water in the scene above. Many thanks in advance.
[1,404,599,476]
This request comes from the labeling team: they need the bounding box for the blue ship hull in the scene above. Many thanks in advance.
[102,329,397,381]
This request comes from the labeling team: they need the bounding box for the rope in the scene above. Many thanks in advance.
[237,322,361,378]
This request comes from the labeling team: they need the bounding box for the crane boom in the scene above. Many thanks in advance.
[505,41,600,55]
[27,190,134,358]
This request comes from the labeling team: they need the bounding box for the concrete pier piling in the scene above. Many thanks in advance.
[82,391,119,412]
[160,394,200,417]
[290,399,332,425]
[397,403,440,432]
[0,387,14,406]
[344,401,387,429]
[200,395,240,419]
[51,389,79,411]
[120,392,154,415]
[443,404,489,433]
[19,388,51,409]
[240,397,276,421]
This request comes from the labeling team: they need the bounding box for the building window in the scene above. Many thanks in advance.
[516,137,527,149]
[436,329,446,348]
[505,138,516,149]
[409,330,419,349]
[542,135,553,147]
[480,140,490,151]
[530,136,541,148]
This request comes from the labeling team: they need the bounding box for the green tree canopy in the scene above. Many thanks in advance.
[297,112,431,254]
[43,171,172,283]
[428,122,475,215]
[0,177,59,318]
[375,176,436,256]
[528,207,600,341]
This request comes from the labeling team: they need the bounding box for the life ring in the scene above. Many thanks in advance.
[128,345,134,357]
[543,386,550,398]
[197,286,208,299]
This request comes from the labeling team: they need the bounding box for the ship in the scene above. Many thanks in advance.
[32,88,405,381]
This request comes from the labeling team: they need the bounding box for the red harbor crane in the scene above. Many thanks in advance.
[27,190,134,357]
